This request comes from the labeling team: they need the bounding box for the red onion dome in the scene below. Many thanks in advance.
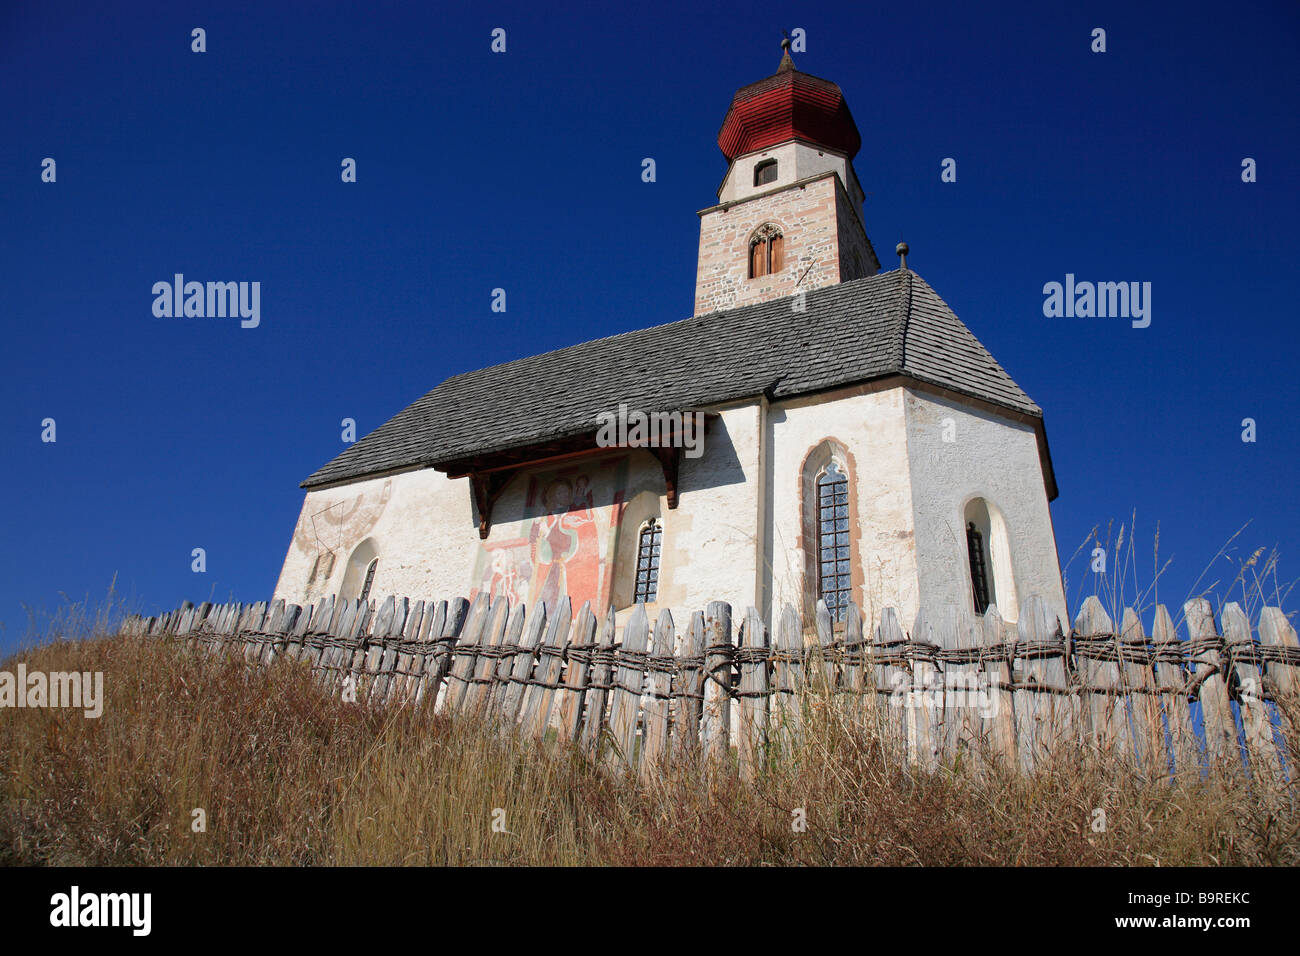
[717,48,861,162]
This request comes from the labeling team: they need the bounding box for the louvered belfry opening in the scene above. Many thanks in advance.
[967,522,990,614]
[749,228,784,278]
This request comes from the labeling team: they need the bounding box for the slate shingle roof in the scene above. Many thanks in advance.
[301,269,1041,489]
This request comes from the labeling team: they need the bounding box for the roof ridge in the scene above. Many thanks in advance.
[897,268,913,370]
[900,271,1040,413]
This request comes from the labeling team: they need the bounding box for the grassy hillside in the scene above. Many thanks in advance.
[1,633,1297,866]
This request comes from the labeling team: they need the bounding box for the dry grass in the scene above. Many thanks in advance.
[2,633,1298,866]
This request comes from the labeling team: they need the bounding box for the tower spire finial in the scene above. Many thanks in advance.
[778,32,795,71]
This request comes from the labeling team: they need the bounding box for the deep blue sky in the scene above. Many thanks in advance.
[2,0,1298,651]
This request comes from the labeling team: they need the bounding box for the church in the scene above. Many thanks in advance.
[273,44,1068,631]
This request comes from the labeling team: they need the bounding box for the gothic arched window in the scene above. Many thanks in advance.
[359,558,378,603]
[754,159,778,186]
[816,462,851,620]
[966,522,990,614]
[633,519,661,603]
[340,538,379,602]
[749,224,785,278]
[798,441,856,623]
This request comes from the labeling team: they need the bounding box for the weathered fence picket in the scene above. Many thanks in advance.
[945,607,982,761]
[519,596,571,739]
[464,597,509,714]
[700,602,733,765]
[672,610,706,758]
[1015,596,1069,772]
[1185,599,1235,768]
[640,609,675,777]
[1118,608,1160,776]
[579,608,616,754]
[444,594,491,712]
[981,606,1018,767]
[736,607,769,781]
[558,602,598,743]
[424,597,468,707]
[772,604,804,755]
[608,604,648,769]
[909,607,939,771]
[1150,605,1192,775]
[1075,597,1122,759]
[841,602,866,725]
[1222,603,1279,778]
[501,602,545,723]
[874,607,909,756]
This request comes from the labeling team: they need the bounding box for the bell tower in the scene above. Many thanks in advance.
[693,41,880,316]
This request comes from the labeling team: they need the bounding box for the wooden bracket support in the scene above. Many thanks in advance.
[469,470,513,539]
[651,445,682,510]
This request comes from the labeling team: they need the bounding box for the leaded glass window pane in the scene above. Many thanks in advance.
[634,519,662,604]
[816,463,851,621]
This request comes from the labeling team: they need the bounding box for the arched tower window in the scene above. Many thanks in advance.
[749,224,785,278]
[753,158,778,186]
[633,518,662,604]
[816,462,851,620]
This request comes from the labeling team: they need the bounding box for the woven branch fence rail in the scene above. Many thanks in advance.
[122,591,1300,780]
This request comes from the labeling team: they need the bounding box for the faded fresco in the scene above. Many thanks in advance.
[291,478,393,559]
[472,461,627,614]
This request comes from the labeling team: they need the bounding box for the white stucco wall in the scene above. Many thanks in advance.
[273,401,767,630]
[273,385,1065,638]
[765,384,921,625]
[661,399,764,617]
[717,141,864,207]
[902,388,1066,627]
[273,467,476,609]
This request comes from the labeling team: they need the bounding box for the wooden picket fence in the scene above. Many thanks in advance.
[121,591,1300,781]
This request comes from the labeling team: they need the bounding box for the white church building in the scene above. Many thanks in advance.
[274,45,1068,630]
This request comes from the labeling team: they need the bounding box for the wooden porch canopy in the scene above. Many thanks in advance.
[436,414,715,539]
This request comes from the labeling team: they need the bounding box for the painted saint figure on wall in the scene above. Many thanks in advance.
[529,476,600,613]
[469,459,628,613]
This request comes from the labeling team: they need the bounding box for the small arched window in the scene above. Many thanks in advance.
[749,224,784,278]
[753,159,778,186]
[816,462,851,620]
[966,522,990,614]
[964,498,1018,620]
[359,558,378,603]
[633,519,661,603]
[340,538,379,602]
